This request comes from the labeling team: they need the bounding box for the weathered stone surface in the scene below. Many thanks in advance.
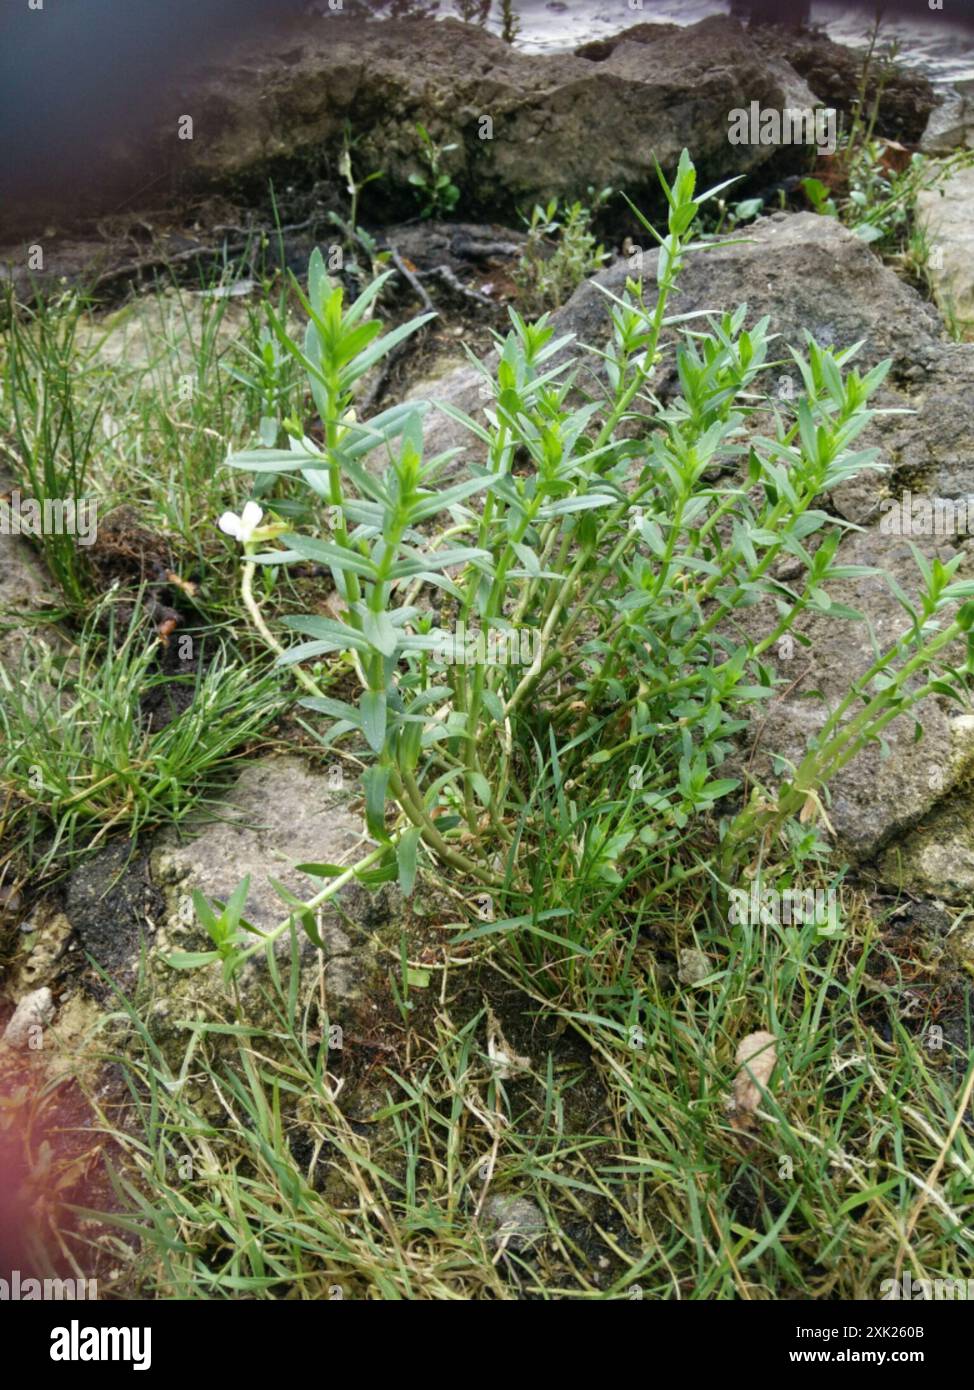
[73,287,254,373]
[920,79,974,154]
[417,211,946,466]
[145,756,397,1048]
[482,1194,546,1253]
[916,163,974,337]
[44,757,401,1073]
[831,345,974,527]
[582,20,937,146]
[880,786,974,902]
[174,16,818,217]
[1,987,54,1050]
[0,467,60,670]
[742,527,974,861]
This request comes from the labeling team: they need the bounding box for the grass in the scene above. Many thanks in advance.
[0,592,284,877]
[54,860,974,1300]
[1,268,306,618]
[0,262,312,884]
[2,183,973,1303]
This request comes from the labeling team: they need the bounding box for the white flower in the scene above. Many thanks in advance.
[218,501,263,544]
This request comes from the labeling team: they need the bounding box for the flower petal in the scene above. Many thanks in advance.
[218,511,242,539]
[241,500,264,534]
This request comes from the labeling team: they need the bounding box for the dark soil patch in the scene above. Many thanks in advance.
[64,842,163,1000]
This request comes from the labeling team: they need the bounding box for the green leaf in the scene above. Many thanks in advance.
[276,639,346,667]
[360,690,387,753]
[536,494,616,520]
[223,876,251,933]
[362,764,391,840]
[362,609,399,658]
[164,951,221,970]
[225,448,325,473]
[389,546,489,579]
[481,689,505,724]
[340,312,437,390]
[283,615,372,654]
[396,826,422,896]
[280,533,377,578]
[298,695,361,724]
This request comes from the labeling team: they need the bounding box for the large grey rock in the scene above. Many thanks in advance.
[173,16,817,217]
[148,757,396,1025]
[417,211,945,466]
[920,80,974,155]
[740,526,974,861]
[585,20,937,146]
[54,757,400,1071]
[831,345,974,527]
[916,163,974,337]
[879,781,974,902]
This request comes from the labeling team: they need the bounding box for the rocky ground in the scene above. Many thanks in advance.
[2,12,974,1297]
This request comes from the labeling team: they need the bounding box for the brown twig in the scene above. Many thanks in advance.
[388,246,434,313]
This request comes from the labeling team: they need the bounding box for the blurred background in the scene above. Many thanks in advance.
[2,0,972,228]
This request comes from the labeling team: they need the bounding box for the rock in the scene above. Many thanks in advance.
[2,987,54,1049]
[732,1030,777,1115]
[50,756,402,1075]
[482,1194,546,1253]
[953,921,974,973]
[418,211,945,466]
[880,794,974,903]
[14,910,74,992]
[142,756,398,1057]
[584,21,937,146]
[920,80,974,155]
[678,948,712,985]
[831,345,974,526]
[755,26,936,145]
[744,526,974,861]
[916,163,974,337]
[73,287,253,374]
[0,885,23,921]
[172,16,817,219]
[0,467,61,669]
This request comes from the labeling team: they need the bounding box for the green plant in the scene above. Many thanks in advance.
[1,287,105,607]
[844,142,973,250]
[408,123,461,219]
[836,18,900,182]
[514,190,611,313]
[325,124,389,287]
[800,176,837,218]
[0,592,284,875]
[204,150,974,981]
[225,321,295,453]
[499,0,520,45]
